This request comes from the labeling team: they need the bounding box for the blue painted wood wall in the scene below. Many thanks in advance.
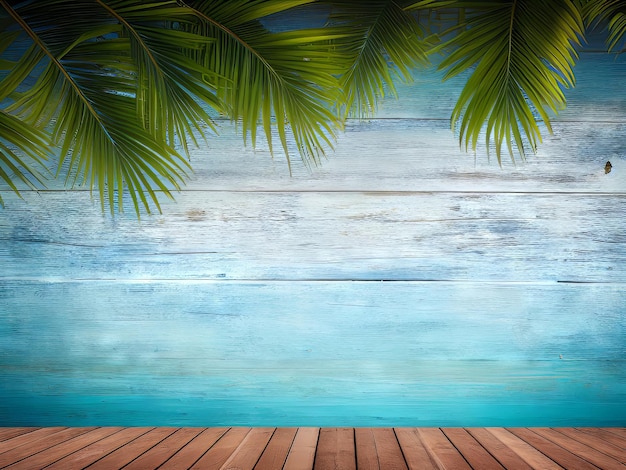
[1,42,625,427]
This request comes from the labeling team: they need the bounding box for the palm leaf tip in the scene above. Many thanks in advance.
[436,0,584,162]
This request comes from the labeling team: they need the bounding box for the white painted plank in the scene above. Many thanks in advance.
[1,191,623,281]
[0,280,623,427]
[1,51,623,195]
[2,120,623,195]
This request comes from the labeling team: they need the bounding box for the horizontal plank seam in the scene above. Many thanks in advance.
[2,190,626,196]
[2,278,625,285]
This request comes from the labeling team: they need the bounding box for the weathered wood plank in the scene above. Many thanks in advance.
[372,428,407,470]
[0,427,95,467]
[506,428,598,470]
[189,427,250,470]
[554,427,626,464]
[0,427,67,453]
[2,427,122,470]
[355,428,379,470]
[86,427,178,470]
[484,428,562,470]
[219,427,275,470]
[442,428,505,470]
[314,428,356,470]
[417,428,472,470]
[0,428,39,442]
[1,281,623,427]
[577,428,626,447]
[604,427,626,438]
[530,427,624,470]
[43,427,152,469]
[254,427,298,470]
[283,427,319,470]
[394,428,437,470]
[122,428,204,469]
[158,427,228,470]
[2,191,624,282]
[1,51,623,196]
[465,428,533,470]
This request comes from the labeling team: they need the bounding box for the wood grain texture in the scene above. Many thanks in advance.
[1,191,624,282]
[314,428,356,470]
[393,428,437,470]
[529,427,625,470]
[2,427,123,470]
[0,46,624,429]
[283,427,319,470]
[417,428,473,470]
[43,427,153,469]
[1,279,623,427]
[158,427,228,469]
[1,427,622,469]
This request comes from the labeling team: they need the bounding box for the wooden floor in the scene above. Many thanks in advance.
[0,427,624,469]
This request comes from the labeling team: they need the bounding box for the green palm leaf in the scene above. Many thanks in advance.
[324,0,432,118]
[584,0,626,51]
[186,0,346,167]
[0,110,50,207]
[408,0,584,162]
[0,0,222,215]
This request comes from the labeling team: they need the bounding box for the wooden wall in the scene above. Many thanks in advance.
[0,47,625,427]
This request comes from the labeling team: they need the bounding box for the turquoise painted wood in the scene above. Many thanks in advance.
[0,49,625,427]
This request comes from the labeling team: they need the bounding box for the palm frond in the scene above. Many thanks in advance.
[0,0,226,215]
[419,0,584,162]
[584,0,626,51]
[185,0,346,166]
[0,110,50,206]
[325,0,432,118]
[97,0,221,155]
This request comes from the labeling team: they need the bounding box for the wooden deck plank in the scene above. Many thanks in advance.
[255,427,298,470]
[159,427,228,470]
[122,427,205,469]
[0,428,40,442]
[219,427,275,470]
[507,427,599,470]
[531,427,625,470]
[442,428,505,470]
[465,428,533,470]
[0,428,622,469]
[0,427,95,467]
[283,427,319,470]
[485,428,563,470]
[189,427,251,470]
[556,428,626,464]
[355,428,379,470]
[43,426,153,469]
[602,428,626,438]
[576,428,626,449]
[372,428,407,470]
[416,428,472,470]
[394,428,437,470]
[0,427,67,454]
[86,427,178,470]
[2,427,122,469]
[314,427,356,470]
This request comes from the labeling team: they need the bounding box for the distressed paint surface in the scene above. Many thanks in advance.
[0,49,625,426]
